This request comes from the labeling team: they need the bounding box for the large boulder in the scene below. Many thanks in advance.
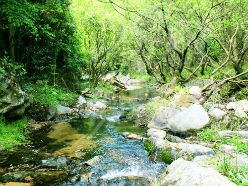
[0,75,29,118]
[154,158,236,186]
[149,104,209,133]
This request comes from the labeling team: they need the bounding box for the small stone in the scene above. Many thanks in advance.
[236,153,248,168]
[208,108,226,120]
[76,96,87,107]
[189,86,202,99]
[84,156,102,166]
[219,145,237,154]
[126,134,143,140]
[218,130,248,138]
[147,128,166,139]
[177,143,214,156]
[121,132,130,138]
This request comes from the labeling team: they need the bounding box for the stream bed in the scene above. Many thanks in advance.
[0,88,166,185]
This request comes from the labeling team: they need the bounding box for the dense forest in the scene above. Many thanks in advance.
[0,0,247,185]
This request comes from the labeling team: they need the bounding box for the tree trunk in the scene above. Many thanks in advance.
[9,24,15,62]
[0,29,4,58]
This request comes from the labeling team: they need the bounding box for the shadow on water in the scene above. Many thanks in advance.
[0,87,165,186]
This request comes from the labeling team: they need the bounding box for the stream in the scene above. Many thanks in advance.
[0,88,166,185]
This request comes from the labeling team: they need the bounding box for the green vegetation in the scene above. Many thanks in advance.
[144,139,156,156]
[236,87,248,101]
[0,117,28,151]
[197,119,247,153]
[218,156,248,185]
[160,149,175,164]
[25,81,78,107]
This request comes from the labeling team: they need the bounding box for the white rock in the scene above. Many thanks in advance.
[226,100,248,118]
[87,101,107,111]
[226,102,237,110]
[156,158,236,186]
[167,104,209,132]
[208,108,226,120]
[149,104,209,132]
[177,143,214,156]
[148,107,178,129]
[236,153,248,168]
[126,134,144,140]
[147,128,167,139]
[218,130,248,138]
[189,86,202,99]
[219,145,237,154]
[56,105,73,115]
[84,156,102,166]
[235,108,247,118]
[77,96,87,107]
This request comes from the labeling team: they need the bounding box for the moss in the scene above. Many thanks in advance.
[144,139,156,155]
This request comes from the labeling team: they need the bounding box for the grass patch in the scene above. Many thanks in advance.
[217,156,248,185]
[197,119,247,154]
[25,81,78,106]
[144,139,156,156]
[144,97,170,117]
[0,117,28,151]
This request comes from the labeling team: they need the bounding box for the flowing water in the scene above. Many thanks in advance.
[0,88,166,185]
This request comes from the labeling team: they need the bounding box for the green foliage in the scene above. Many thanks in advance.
[236,87,248,100]
[25,81,78,106]
[144,139,156,155]
[0,55,26,78]
[0,117,28,151]
[197,119,247,154]
[218,156,248,185]
[160,149,175,164]
[209,83,233,103]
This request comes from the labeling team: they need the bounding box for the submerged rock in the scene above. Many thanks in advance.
[154,158,236,186]
[84,156,103,166]
[0,182,31,186]
[149,104,209,133]
[2,171,67,184]
[41,156,68,168]
[47,122,97,157]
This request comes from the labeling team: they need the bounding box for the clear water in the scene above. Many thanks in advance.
[0,88,166,185]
